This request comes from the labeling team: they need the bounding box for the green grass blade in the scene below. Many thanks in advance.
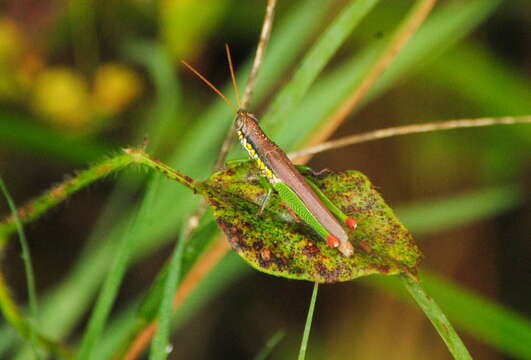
[263,0,380,130]
[274,0,502,149]
[0,176,39,358]
[397,184,520,236]
[367,0,502,100]
[77,175,162,360]
[149,226,187,360]
[123,40,183,153]
[92,252,247,360]
[253,329,286,360]
[0,110,112,165]
[368,271,531,360]
[424,43,531,116]
[401,275,472,360]
[422,272,531,359]
[298,282,318,360]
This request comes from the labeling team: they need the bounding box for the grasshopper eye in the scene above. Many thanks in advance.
[234,114,245,131]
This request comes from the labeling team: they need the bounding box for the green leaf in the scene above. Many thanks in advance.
[200,161,421,283]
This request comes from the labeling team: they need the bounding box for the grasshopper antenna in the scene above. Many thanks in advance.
[181,60,238,114]
[225,43,242,109]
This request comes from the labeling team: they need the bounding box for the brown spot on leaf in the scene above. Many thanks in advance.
[302,243,320,257]
[378,264,391,274]
[260,248,271,262]
[314,262,341,283]
[253,240,264,251]
[359,240,372,253]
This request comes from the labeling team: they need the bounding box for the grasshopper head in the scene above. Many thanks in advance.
[235,110,259,135]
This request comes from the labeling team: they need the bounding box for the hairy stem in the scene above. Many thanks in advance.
[0,153,134,241]
[0,149,200,242]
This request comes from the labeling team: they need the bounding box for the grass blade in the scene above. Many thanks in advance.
[149,226,187,360]
[0,110,112,165]
[253,329,286,360]
[77,175,161,360]
[400,274,472,359]
[0,176,39,358]
[422,272,531,359]
[298,282,318,360]
[263,0,380,130]
[397,184,521,236]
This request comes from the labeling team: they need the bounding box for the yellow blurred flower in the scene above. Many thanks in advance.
[33,67,92,133]
[0,18,24,99]
[92,63,142,117]
[0,18,23,62]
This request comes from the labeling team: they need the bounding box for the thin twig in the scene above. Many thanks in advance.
[241,0,278,109]
[122,2,278,358]
[289,116,531,160]
[213,0,278,171]
[298,0,436,164]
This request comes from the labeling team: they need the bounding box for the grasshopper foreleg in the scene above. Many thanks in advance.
[256,175,273,216]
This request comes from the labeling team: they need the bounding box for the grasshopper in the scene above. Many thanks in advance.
[182,46,357,257]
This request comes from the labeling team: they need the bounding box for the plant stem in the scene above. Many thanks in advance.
[400,274,473,360]
[0,149,201,242]
[289,115,531,159]
[298,282,319,360]
[213,0,278,171]
[0,153,134,241]
[124,148,199,191]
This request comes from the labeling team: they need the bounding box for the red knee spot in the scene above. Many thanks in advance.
[326,234,340,248]
[346,217,357,230]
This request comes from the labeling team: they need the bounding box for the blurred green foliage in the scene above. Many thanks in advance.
[0,0,529,359]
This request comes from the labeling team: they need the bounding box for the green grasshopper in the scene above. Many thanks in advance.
[182,47,357,257]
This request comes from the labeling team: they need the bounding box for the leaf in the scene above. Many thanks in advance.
[200,161,421,283]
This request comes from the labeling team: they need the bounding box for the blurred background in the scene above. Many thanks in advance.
[0,0,530,359]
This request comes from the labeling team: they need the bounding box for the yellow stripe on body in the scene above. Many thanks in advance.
[239,135,279,182]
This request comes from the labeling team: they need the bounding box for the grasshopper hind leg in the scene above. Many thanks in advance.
[302,171,358,230]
